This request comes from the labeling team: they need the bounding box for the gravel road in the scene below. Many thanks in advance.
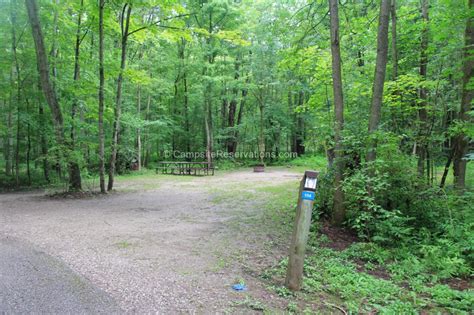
[0,237,120,314]
[0,168,300,313]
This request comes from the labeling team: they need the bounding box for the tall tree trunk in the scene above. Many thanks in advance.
[15,94,20,187]
[291,92,297,153]
[136,85,141,171]
[11,0,22,186]
[296,90,305,156]
[50,0,59,91]
[288,89,294,153]
[417,0,429,179]
[172,49,180,152]
[203,11,215,166]
[389,0,400,134]
[440,149,453,188]
[26,0,82,190]
[180,38,191,152]
[50,0,61,181]
[144,94,151,167]
[366,0,391,164]
[453,0,474,190]
[98,0,106,193]
[108,3,132,191]
[221,75,228,132]
[230,80,248,154]
[221,94,228,131]
[329,0,346,225]
[257,90,265,164]
[38,94,49,183]
[5,99,13,176]
[227,55,240,153]
[183,53,190,154]
[204,91,214,165]
[26,98,31,184]
[391,0,398,80]
[69,0,84,190]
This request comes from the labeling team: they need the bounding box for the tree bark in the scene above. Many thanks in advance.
[257,89,266,164]
[25,0,83,190]
[69,0,84,190]
[136,85,142,171]
[203,10,215,166]
[5,99,13,176]
[98,0,106,193]
[11,0,22,186]
[172,49,180,152]
[296,90,305,156]
[50,0,59,92]
[389,0,400,134]
[416,0,429,179]
[329,0,345,226]
[221,86,228,131]
[144,94,151,167]
[391,0,398,80]
[180,38,191,152]
[227,55,240,153]
[229,80,248,154]
[440,149,453,188]
[15,96,20,187]
[453,0,474,190]
[38,93,49,183]
[366,0,391,164]
[183,49,190,154]
[288,89,294,153]
[290,93,298,152]
[25,98,31,185]
[204,92,214,165]
[108,3,132,191]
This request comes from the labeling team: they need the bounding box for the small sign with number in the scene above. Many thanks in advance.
[301,191,315,201]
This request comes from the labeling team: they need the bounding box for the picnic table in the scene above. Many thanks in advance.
[155,161,215,176]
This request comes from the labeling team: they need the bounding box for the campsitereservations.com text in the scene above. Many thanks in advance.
[164,150,298,160]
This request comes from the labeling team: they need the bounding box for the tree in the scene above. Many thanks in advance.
[453,0,474,191]
[25,0,82,190]
[391,0,398,80]
[366,0,391,165]
[11,0,22,186]
[98,0,106,193]
[108,3,132,191]
[416,0,429,179]
[69,0,85,190]
[328,0,345,225]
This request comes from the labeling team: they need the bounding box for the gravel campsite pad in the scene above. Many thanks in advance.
[0,168,301,313]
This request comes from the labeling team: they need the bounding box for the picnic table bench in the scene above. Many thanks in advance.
[155,161,215,176]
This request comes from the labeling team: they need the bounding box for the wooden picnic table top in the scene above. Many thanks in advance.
[155,161,214,176]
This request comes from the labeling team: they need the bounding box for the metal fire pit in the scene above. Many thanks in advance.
[253,164,265,172]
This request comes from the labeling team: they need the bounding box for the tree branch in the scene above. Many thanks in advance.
[128,13,193,36]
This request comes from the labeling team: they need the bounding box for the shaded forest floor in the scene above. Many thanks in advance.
[0,167,472,313]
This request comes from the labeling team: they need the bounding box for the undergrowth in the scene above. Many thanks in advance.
[265,241,473,313]
[258,177,473,314]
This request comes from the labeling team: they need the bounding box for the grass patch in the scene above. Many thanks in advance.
[116,241,133,249]
[287,154,327,169]
[232,296,267,311]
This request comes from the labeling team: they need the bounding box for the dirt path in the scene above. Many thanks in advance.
[0,168,301,313]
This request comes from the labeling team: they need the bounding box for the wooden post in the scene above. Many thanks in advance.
[285,171,318,291]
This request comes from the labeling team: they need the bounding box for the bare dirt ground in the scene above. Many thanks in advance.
[0,168,302,313]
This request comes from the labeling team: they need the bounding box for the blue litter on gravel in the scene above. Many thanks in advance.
[232,284,247,291]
